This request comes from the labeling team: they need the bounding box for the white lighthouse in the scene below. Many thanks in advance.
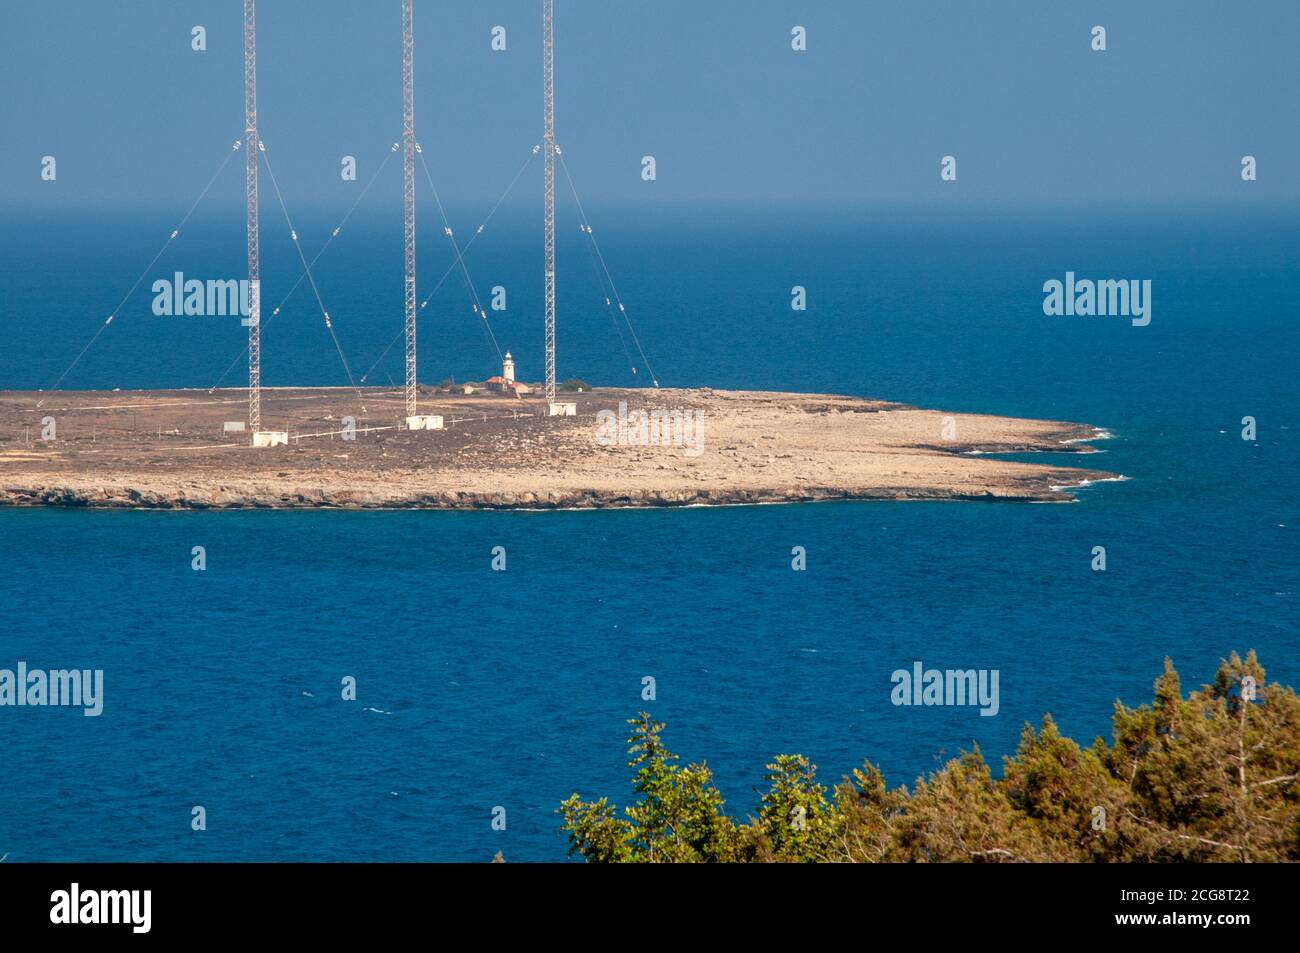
[503,352,515,383]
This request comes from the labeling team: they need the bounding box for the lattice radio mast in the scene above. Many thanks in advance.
[244,0,261,436]
[402,0,418,420]
[543,0,557,407]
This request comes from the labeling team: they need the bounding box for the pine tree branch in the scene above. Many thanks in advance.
[1123,809,1244,854]
[1252,773,1298,788]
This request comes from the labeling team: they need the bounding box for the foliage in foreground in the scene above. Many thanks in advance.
[558,652,1300,862]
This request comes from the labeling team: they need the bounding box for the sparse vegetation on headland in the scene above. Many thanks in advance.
[558,652,1300,862]
[0,387,1119,509]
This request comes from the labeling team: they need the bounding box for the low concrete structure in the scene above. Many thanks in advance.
[547,401,577,417]
[251,430,288,448]
[405,415,444,431]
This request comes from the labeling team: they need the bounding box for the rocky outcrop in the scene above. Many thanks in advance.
[0,481,1090,510]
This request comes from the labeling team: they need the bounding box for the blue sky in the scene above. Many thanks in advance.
[2,0,1297,209]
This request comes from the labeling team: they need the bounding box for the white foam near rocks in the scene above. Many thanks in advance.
[1049,474,1129,492]
[1061,427,1114,445]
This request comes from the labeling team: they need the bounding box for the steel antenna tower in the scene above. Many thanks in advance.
[543,0,557,406]
[244,0,261,436]
[402,0,418,420]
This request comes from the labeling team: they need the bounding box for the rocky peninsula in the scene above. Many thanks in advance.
[0,387,1119,509]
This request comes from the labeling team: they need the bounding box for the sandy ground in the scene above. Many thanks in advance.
[0,386,1119,508]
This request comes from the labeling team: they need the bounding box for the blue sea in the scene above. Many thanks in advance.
[1,201,1296,861]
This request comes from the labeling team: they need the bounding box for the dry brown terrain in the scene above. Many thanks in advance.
[0,386,1119,508]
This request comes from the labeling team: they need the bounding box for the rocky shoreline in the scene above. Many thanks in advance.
[0,483,1099,510]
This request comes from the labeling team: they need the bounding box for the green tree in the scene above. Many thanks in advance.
[556,653,1300,863]
[891,747,1046,862]
[1001,715,1126,860]
[827,762,909,862]
[1106,651,1300,861]
[559,713,738,862]
[748,754,835,861]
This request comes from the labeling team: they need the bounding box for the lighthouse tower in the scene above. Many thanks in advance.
[503,352,515,383]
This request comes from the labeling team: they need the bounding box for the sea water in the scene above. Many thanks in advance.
[0,202,1295,860]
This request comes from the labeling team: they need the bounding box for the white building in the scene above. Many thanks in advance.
[487,352,529,395]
